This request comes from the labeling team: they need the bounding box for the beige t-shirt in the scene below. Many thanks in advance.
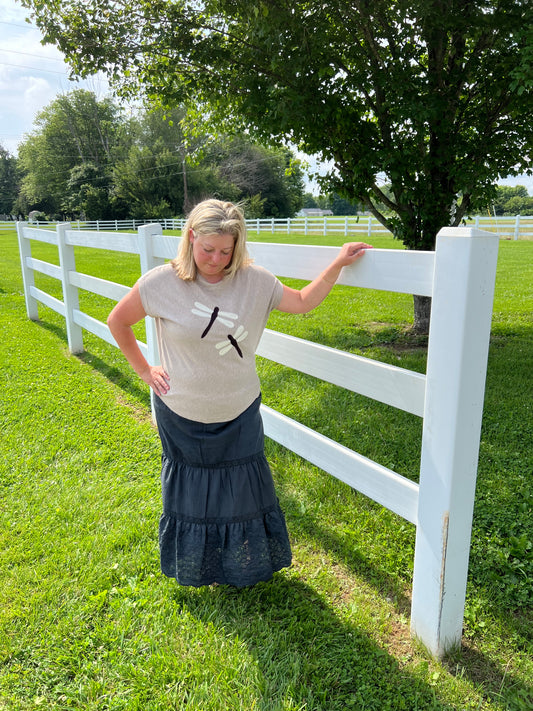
[138,263,284,423]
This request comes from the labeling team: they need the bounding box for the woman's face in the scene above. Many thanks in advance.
[190,231,235,283]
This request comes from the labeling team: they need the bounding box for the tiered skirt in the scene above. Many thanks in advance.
[154,395,292,587]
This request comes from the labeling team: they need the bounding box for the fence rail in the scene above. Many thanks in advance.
[16,220,499,658]
[3,213,533,238]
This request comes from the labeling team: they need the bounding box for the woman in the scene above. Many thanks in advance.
[107,199,371,587]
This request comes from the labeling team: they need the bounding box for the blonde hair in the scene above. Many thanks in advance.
[172,199,252,280]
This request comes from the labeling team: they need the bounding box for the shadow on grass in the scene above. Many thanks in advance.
[262,322,533,707]
[75,349,152,410]
[35,314,532,706]
[303,323,429,359]
[276,483,414,617]
[36,318,152,411]
[445,640,533,709]
[171,575,452,711]
[275,488,533,708]
[36,316,68,343]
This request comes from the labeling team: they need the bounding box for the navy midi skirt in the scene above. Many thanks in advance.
[154,394,292,587]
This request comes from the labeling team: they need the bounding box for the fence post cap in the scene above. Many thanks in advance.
[436,226,500,240]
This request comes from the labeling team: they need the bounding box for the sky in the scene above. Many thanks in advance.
[1,0,532,195]
[0,0,110,156]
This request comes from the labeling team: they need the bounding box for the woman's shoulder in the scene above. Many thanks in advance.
[139,262,176,284]
[138,263,188,297]
[236,264,282,306]
[238,263,277,282]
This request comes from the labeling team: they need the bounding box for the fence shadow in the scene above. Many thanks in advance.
[272,481,533,708]
[169,575,454,711]
[444,640,533,708]
[273,479,414,615]
[74,349,152,411]
[261,321,533,707]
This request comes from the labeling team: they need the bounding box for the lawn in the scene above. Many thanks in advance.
[0,227,531,710]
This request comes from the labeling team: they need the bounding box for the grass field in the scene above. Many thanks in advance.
[1,227,532,710]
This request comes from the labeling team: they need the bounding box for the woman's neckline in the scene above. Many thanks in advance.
[197,272,227,285]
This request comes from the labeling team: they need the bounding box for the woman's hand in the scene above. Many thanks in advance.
[277,241,373,314]
[334,241,373,268]
[140,365,170,397]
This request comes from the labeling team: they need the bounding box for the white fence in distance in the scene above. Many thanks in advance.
[4,213,533,239]
[16,221,500,658]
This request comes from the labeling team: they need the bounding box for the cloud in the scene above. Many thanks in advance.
[0,0,109,154]
[23,75,57,111]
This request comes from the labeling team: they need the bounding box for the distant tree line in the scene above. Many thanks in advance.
[0,89,306,221]
[1,89,531,223]
[491,185,533,216]
[302,185,533,219]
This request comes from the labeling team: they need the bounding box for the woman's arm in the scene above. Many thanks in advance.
[276,242,372,314]
[107,282,170,396]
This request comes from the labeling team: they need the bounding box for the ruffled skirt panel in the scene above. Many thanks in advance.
[154,395,292,587]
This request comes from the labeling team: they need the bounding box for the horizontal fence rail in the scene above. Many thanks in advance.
[3,213,533,238]
[256,330,426,417]
[16,221,499,657]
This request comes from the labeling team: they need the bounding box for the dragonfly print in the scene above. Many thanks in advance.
[216,325,249,358]
[191,302,238,338]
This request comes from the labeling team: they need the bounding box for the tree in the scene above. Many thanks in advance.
[17,89,129,218]
[0,146,19,215]
[503,194,533,215]
[112,108,239,217]
[303,193,318,209]
[204,137,304,217]
[492,184,533,215]
[63,162,114,219]
[110,107,304,217]
[112,106,204,217]
[330,193,361,216]
[22,0,533,331]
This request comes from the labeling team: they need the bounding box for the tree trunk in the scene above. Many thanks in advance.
[412,294,432,335]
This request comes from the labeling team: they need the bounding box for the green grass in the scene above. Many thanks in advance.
[1,228,532,710]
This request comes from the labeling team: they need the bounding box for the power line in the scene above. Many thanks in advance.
[11,148,297,188]
[0,20,41,31]
[0,60,72,75]
[0,47,66,63]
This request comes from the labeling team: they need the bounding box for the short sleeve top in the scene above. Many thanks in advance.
[138,263,283,423]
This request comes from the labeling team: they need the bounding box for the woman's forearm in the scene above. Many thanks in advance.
[106,282,170,396]
[276,242,373,314]
[108,319,150,379]
[296,262,345,312]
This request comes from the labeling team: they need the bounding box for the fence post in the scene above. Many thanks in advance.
[514,215,520,240]
[138,223,166,417]
[367,216,372,238]
[57,222,84,353]
[411,227,499,657]
[16,222,39,320]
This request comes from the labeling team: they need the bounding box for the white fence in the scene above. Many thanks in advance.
[4,213,533,238]
[16,221,499,658]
